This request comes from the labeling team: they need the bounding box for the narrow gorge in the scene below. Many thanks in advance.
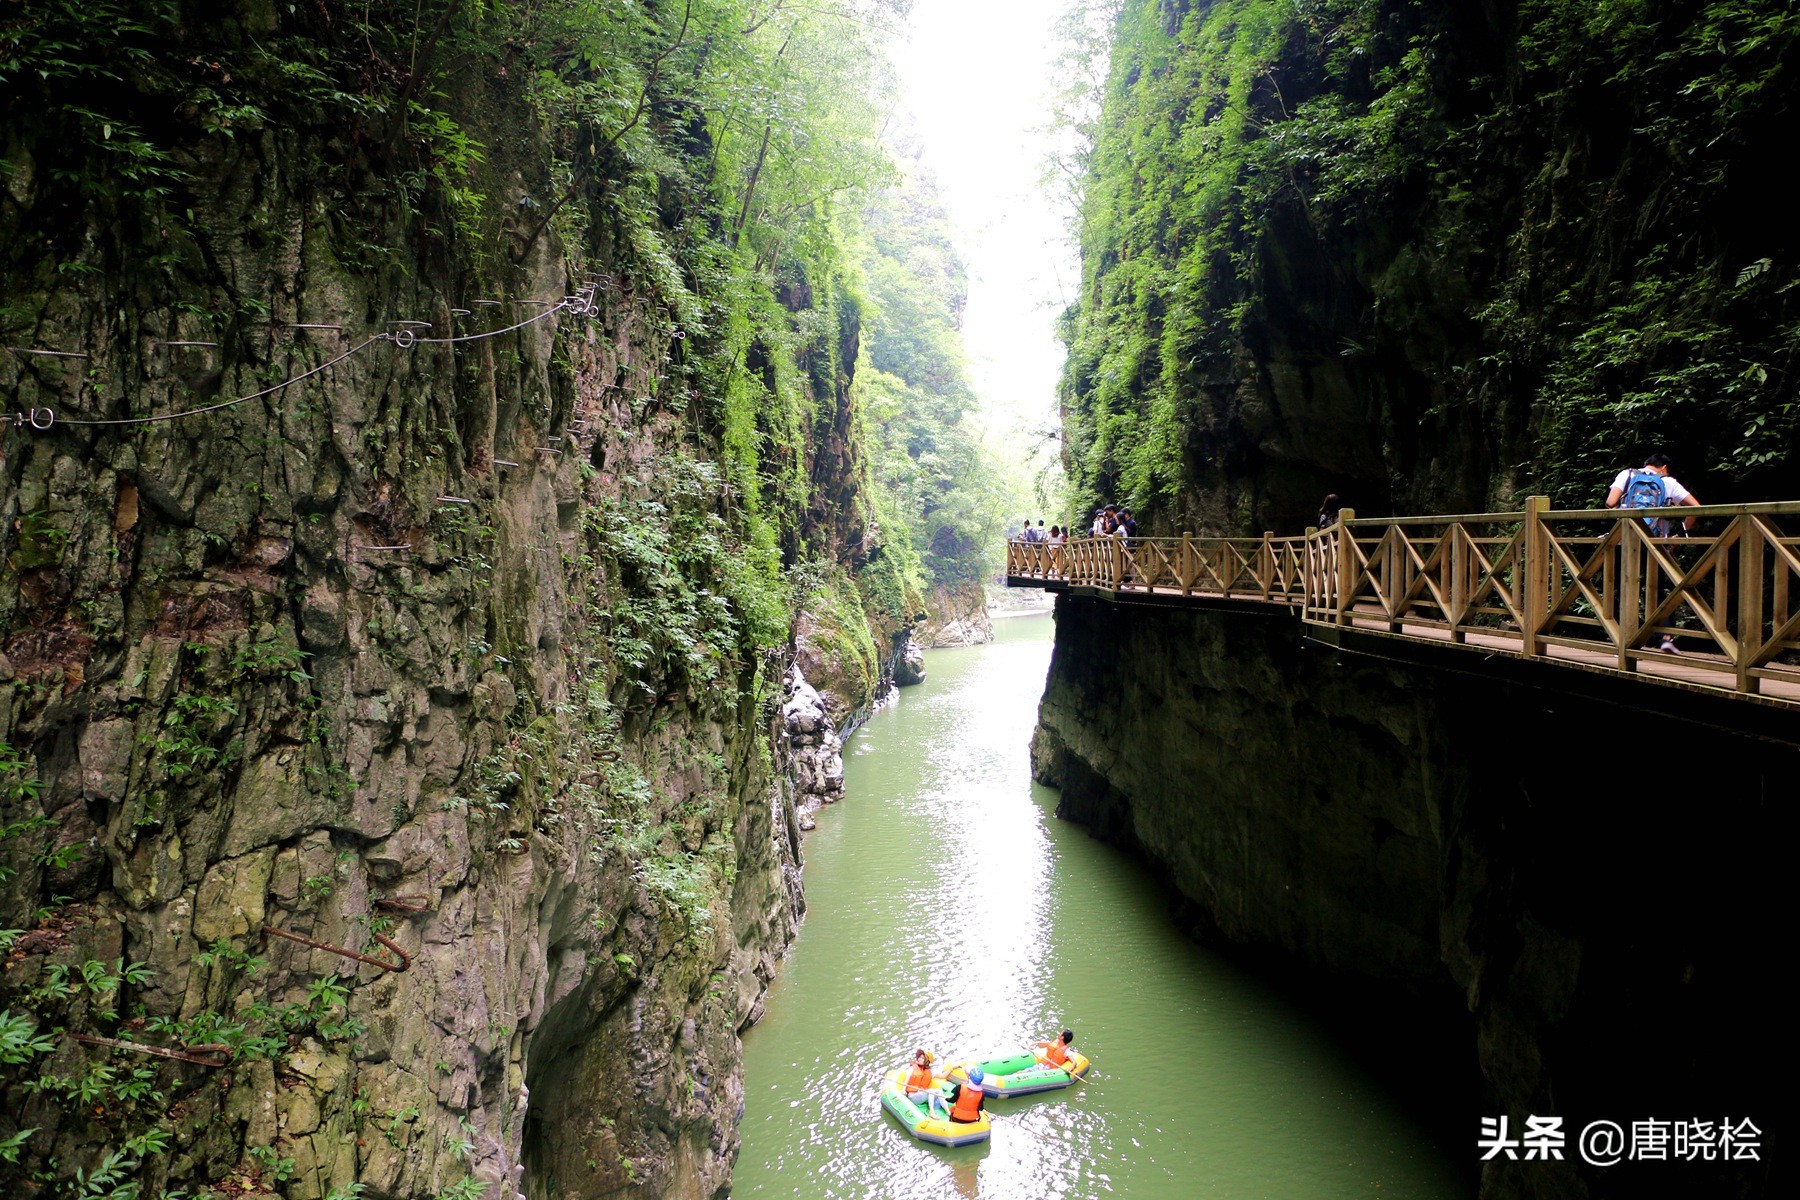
[4,0,1791,1198]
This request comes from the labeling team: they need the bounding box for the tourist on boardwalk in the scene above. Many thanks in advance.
[1606,454,1699,535]
[1318,494,1343,529]
[1034,1029,1076,1068]
[1019,518,1042,543]
[1047,525,1066,577]
[1090,506,1110,537]
[1605,453,1701,654]
[1112,507,1139,582]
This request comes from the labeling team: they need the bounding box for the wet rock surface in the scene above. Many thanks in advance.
[783,669,845,832]
[921,581,993,648]
[0,29,835,1200]
[892,639,926,687]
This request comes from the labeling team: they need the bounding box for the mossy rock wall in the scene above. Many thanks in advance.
[0,4,884,1197]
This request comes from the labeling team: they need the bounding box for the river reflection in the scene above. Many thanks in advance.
[733,612,1462,1199]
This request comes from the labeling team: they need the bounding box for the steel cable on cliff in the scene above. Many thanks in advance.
[412,296,581,345]
[5,290,588,432]
[49,333,389,428]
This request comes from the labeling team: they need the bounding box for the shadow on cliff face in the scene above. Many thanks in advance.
[1042,730,1481,1183]
[1033,596,1781,1200]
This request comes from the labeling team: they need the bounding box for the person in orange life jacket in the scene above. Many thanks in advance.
[948,1068,986,1123]
[904,1048,947,1118]
[1035,1028,1075,1068]
[903,1048,937,1093]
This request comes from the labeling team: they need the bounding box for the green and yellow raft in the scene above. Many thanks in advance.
[878,1069,991,1147]
[946,1049,1092,1098]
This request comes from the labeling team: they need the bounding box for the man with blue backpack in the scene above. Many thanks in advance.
[1605,453,1702,652]
[1606,453,1700,534]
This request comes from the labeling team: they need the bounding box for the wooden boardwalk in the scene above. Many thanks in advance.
[1005,500,1800,714]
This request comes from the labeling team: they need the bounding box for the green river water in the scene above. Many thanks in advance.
[733,612,1463,1199]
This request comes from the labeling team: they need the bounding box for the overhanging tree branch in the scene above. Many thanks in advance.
[510,0,695,265]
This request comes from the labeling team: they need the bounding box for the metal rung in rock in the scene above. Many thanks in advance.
[265,925,410,973]
[73,1033,232,1068]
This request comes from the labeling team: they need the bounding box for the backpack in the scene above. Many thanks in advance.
[1619,470,1669,534]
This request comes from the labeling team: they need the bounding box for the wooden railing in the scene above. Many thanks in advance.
[1007,533,1307,605]
[1005,499,1800,703]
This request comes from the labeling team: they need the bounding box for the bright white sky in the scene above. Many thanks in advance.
[889,0,1076,472]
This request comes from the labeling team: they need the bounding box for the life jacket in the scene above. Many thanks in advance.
[1042,1040,1068,1067]
[905,1065,935,1092]
[950,1081,984,1123]
[1620,471,1670,534]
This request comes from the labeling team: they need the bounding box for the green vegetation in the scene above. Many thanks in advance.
[1060,0,1799,526]
[793,560,885,700]
[860,165,1010,585]
[1,1,1007,1194]
[513,0,904,566]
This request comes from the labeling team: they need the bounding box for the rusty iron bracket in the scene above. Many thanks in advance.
[265,926,410,973]
[73,1033,231,1068]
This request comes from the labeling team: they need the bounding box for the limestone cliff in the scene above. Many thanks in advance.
[1033,597,1780,1200]
[0,3,897,1197]
[919,580,992,649]
[1061,0,1800,532]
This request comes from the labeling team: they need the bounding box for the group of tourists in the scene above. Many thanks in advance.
[1014,518,1064,546]
[1088,504,1137,540]
[1014,504,1138,547]
[900,1030,1078,1124]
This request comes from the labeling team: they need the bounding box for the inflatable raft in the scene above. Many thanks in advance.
[878,1069,991,1147]
[946,1049,1091,1098]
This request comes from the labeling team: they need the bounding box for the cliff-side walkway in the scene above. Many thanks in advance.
[1005,500,1800,717]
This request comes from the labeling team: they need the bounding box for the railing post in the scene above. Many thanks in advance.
[1304,527,1319,617]
[1261,531,1275,601]
[1618,518,1641,671]
[1334,508,1357,627]
[1180,533,1193,597]
[1601,523,1618,637]
[1521,495,1549,658]
[1446,523,1466,643]
[1385,529,1403,633]
[1738,517,1764,694]
[1110,536,1123,591]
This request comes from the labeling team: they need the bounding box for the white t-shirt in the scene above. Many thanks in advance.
[1611,469,1691,504]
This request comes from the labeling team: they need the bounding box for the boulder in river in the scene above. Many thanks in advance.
[893,639,926,687]
[784,668,846,821]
